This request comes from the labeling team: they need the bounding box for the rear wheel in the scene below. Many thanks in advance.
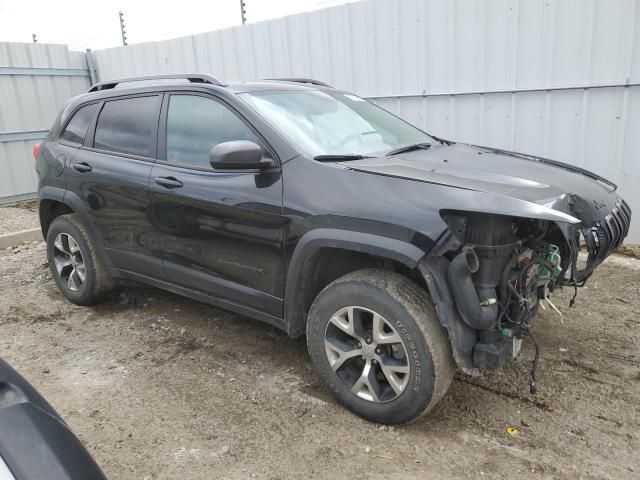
[46,214,113,305]
[306,269,455,424]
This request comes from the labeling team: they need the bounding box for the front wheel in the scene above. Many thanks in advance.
[306,269,455,424]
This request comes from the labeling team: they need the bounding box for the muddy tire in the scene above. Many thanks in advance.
[306,268,456,424]
[46,214,113,305]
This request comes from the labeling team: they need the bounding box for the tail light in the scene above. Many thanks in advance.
[33,143,41,159]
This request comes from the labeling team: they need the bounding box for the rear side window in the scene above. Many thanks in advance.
[94,96,160,158]
[60,103,99,146]
[166,95,258,168]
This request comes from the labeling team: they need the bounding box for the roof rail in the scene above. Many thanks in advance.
[264,78,333,88]
[88,73,225,93]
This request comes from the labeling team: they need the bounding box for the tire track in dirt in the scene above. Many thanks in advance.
[1,241,639,479]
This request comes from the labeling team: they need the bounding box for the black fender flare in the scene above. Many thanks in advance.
[284,228,426,337]
[38,187,114,271]
[37,185,65,232]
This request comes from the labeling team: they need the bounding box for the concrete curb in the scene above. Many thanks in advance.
[0,228,43,249]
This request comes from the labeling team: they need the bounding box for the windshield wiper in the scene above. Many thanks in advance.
[385,142,432,156]
[429,134,454,146]
[314,154,373,162]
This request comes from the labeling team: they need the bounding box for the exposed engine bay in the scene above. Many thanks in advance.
[425,202,632,395]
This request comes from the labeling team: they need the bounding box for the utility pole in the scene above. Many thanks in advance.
[32,33,37,44]
[240,0,247,25]
[119,11,128,46]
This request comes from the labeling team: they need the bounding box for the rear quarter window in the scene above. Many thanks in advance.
[93,96,160,158]
[60,103,99,146]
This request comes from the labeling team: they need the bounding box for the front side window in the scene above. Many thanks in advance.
[240,90,434,157]
[94,96,160,157]
[166,95,258,168]
[60,103,99,146]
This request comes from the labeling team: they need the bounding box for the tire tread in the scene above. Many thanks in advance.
[47,214,113,305]
[307,268,456,423]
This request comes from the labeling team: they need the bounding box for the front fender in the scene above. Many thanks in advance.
[284,228,427,337]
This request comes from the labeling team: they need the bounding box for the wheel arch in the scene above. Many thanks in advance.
[38,187,114,271]
[39,187,72,237]
[284,228,427,338]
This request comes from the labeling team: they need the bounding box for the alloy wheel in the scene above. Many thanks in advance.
[52,233,86,292]
[324,306,410,402]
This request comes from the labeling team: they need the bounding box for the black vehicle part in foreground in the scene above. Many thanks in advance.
[0,359,106,480]
[35,74,631,423]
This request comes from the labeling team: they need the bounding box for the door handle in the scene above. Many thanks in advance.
[154,176,183,189]
[72,162,92,173]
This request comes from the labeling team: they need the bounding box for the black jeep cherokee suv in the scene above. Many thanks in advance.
[35,74,631,424]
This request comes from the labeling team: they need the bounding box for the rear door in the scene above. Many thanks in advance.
[65,94,163,278]
[42,102,101,192]
[149,93,285,317]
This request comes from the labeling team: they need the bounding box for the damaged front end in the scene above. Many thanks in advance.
[561,197,632,287]
[420,197,632,393]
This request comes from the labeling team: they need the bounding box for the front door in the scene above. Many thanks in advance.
[149,93,285,317]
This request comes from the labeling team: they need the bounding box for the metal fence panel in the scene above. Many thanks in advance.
[0,42,90,203]
[8,0,637,241]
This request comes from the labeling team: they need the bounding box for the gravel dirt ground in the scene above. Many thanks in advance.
[0,201,39,235]
[0,212,639,479]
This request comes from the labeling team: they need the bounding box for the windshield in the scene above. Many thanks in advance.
[239,90,434,157]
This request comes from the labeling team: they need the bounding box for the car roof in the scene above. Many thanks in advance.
[59,75,337,126]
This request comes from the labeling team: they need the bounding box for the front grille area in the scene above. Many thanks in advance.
[591,198,632,260]
[605,198,632,253]
[571,197,631,284]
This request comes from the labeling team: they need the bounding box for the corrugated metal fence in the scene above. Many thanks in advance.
[2,0,639,241]
[0,43,91,203]
[89,0,640,242]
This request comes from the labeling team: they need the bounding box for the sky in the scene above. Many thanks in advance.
[0,0,353,51]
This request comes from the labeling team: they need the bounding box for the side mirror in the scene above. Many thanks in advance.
[209,140,274,170]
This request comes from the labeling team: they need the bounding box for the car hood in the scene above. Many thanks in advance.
[343,143,619,225]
